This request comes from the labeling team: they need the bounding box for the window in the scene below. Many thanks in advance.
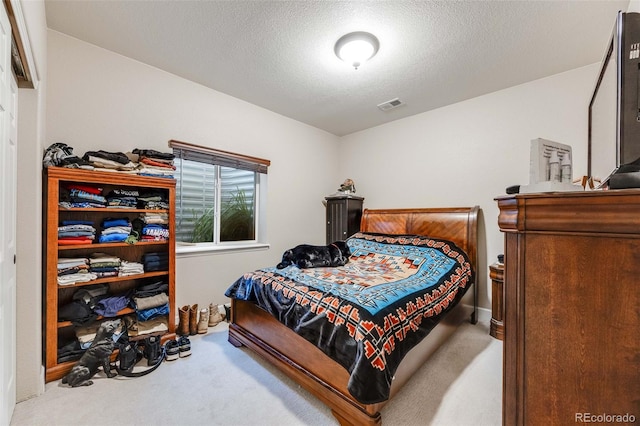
[170,140,270,252]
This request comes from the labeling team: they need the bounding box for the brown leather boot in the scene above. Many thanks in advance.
[189,304,198,335]
[177,305,190,336]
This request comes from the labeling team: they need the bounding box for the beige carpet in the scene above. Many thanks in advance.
[11,319,501,426]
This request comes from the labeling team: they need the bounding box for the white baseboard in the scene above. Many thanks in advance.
[463,304,492,324]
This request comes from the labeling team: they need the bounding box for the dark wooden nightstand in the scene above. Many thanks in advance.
[489,259,504,340]
[325,194,364,244]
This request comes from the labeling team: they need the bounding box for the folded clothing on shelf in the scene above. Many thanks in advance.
[88,253,121,276]
[99,218,132,243]
[142,252,169,272]
[134,280,169,298]
[105,188,139,209]
[119,260,144,276]
[133,292,169,310]
[58,220,96,246]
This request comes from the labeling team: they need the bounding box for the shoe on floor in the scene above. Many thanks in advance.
[178,336,191,358]
[223,304,231,322]
[165,339,179,361]
[197,308,209,334]
[177,305,190,336]
[189,304,199,336]
[208,303,224,327]
[143,335,162,366]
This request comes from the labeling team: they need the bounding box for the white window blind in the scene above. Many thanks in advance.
[174,158,217,242]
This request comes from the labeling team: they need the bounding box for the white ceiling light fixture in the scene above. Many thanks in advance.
[334,31,380,70]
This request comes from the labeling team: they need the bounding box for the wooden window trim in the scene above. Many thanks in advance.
[169,139,270,169]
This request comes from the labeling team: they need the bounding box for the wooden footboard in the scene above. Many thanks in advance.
[229,298,383,425]
[228,207,479,425]
[229,295,473,425]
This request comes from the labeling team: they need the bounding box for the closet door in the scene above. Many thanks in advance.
[0,0,17,423]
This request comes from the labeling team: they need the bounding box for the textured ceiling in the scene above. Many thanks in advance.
[45,0,629,136]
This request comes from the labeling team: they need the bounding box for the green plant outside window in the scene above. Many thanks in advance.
[175,159,256,243]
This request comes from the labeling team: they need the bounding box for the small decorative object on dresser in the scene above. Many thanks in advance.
[519,138,583,193]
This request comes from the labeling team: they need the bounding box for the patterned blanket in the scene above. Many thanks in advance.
[225,232,474,404]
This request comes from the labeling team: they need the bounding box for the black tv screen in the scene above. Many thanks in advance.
[588,11,640,186]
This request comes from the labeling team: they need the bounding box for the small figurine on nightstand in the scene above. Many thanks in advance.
[338,178,356,194]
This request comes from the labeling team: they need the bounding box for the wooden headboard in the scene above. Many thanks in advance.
[360,206,479,274]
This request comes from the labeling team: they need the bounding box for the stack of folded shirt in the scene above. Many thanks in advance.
[137,190,169,210]
[59,184,107,208]
[142,252,169,272]
[82,150,138,173]
[140,212,169,224]
[105,188,139,209]
[131,281,170,336]
[88,253,121,278]
[137,212,169,241]
[119,260,144,276]
[99,218,132,243]
[58,220,96,245]
[132,149,175,178]
[58,273,96,286]
[58,256,89,275]
[141,224,169,242]
[133,292,169,321]
[57,257,96,285]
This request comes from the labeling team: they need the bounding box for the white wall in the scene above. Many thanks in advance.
[338,64,598,309]
[46,31,341,312]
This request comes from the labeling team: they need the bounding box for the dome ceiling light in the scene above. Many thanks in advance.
[334,31,380,70]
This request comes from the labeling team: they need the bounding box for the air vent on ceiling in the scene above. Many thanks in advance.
[377,98,404,112]
[378,98,404,111]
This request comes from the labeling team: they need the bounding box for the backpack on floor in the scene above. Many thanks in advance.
[112,334,165,377]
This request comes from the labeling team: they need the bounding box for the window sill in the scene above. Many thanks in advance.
[176,242,270,257]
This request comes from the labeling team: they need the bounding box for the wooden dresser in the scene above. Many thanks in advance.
[496,191,640,426]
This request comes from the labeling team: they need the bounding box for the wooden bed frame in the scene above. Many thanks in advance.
[228,207,479,425]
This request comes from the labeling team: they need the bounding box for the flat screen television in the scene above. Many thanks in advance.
[588,11,640,187]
